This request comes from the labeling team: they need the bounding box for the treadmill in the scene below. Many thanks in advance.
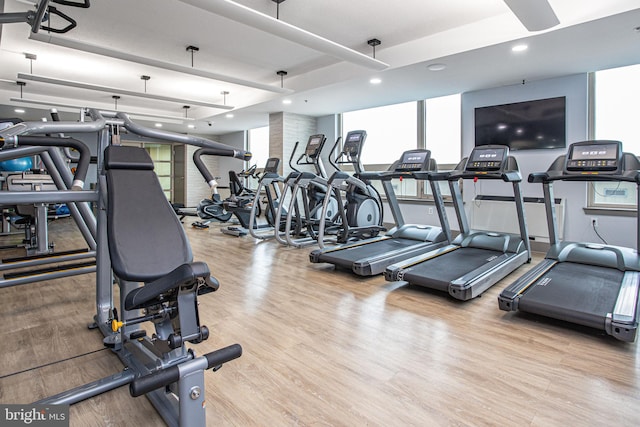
[385,145,531,301]
[309,149,450,276]
[498,140,640,342]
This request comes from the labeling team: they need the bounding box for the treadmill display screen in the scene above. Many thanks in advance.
[566,141,621,172]
[396,150,430,171]
[466,146,507,171]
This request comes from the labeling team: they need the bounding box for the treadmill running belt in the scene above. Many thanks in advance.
[518,262,624,330]
[319,238,424,265]
[402,247,502,291]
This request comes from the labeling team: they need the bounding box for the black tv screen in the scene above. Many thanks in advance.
[474,96,566,151]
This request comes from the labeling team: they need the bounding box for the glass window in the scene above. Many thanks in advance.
[342,97,461,200]
[425,94,461,166]
[590,64,640,210]
[123,141,173,201]
[342,101,417,166]
[248,126,270,169]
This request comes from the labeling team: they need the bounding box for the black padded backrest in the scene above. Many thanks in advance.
[105,145,192,282]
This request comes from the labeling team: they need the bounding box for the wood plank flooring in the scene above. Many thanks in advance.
[1,218,639,426]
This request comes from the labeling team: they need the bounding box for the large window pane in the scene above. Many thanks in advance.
[426,94,461,165]
[248,126,270,169]
[592,64,640,209]
[343,101,417,165]
[595,64,640,152]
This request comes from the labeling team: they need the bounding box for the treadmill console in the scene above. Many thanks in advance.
[565,140,622,174]
[395,149,431,172]
[343,130,367,157]
[466,145,508,172]
[264,157,280,173]
[305,134,326,158]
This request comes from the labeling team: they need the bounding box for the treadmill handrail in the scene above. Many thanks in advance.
[448,155,522,182]
[529,152,640,183]
[530,170,640,183]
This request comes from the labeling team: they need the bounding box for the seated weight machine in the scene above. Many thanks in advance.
[0,110,243,427]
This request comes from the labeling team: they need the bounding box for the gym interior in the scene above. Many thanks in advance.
[0,1,639,426]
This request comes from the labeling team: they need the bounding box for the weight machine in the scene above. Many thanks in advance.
[0,109,243,426]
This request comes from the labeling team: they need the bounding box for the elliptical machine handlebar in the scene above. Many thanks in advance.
[328,136,343,172]
[288,140,301,173]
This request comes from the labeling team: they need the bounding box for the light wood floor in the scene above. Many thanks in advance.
[1,218,639,426]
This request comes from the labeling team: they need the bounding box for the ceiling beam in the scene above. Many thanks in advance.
[17,73,234,110]
[503,0,560,31]
[29,32,293,94]
[179,0,389,71]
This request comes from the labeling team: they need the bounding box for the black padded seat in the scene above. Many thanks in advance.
[124,261,218,310]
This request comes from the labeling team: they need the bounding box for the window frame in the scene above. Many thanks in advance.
[340,96,461,202]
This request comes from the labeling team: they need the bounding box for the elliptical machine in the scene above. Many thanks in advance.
[317,130,385,248]
[275,134,338,247]
[247,157,284,240]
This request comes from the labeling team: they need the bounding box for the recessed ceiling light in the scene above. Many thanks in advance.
[14,108,25,113]
[188,124,196,129]
[427,63,446,71]
[226,113,234,118]
[154,123,163,127]
[369,78,382,85]
[512,44,528,52]
[282,99,292,105]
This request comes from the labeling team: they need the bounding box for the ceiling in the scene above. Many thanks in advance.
[0,0,638,137]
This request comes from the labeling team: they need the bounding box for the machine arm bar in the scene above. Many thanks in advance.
[193,147,252,187]
[130,344,242,397]
[116,113,250,159]
[9,135,90,190]
[0,113,106,141]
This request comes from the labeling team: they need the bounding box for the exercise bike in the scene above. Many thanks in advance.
[191,148,233,228]
[220,163,261,236]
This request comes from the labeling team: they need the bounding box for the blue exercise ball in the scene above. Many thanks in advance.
[0,157,32,172]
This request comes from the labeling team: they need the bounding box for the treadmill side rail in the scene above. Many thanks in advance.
[450,251,529,300]
[384,244,459,281]
[497,259,558,311]
[607,271,640,342]
[353,239,449,276]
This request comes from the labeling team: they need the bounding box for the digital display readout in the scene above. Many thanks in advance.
[470,148,504,162]
[570,144,617,160]
[396,151,429,171]
[348,132,363,142]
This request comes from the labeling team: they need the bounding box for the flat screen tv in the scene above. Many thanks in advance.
[474,96,566,151]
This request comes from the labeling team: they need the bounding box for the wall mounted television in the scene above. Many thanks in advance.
[474,96,566,151]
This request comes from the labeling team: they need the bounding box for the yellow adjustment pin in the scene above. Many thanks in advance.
[111,319,124,332]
